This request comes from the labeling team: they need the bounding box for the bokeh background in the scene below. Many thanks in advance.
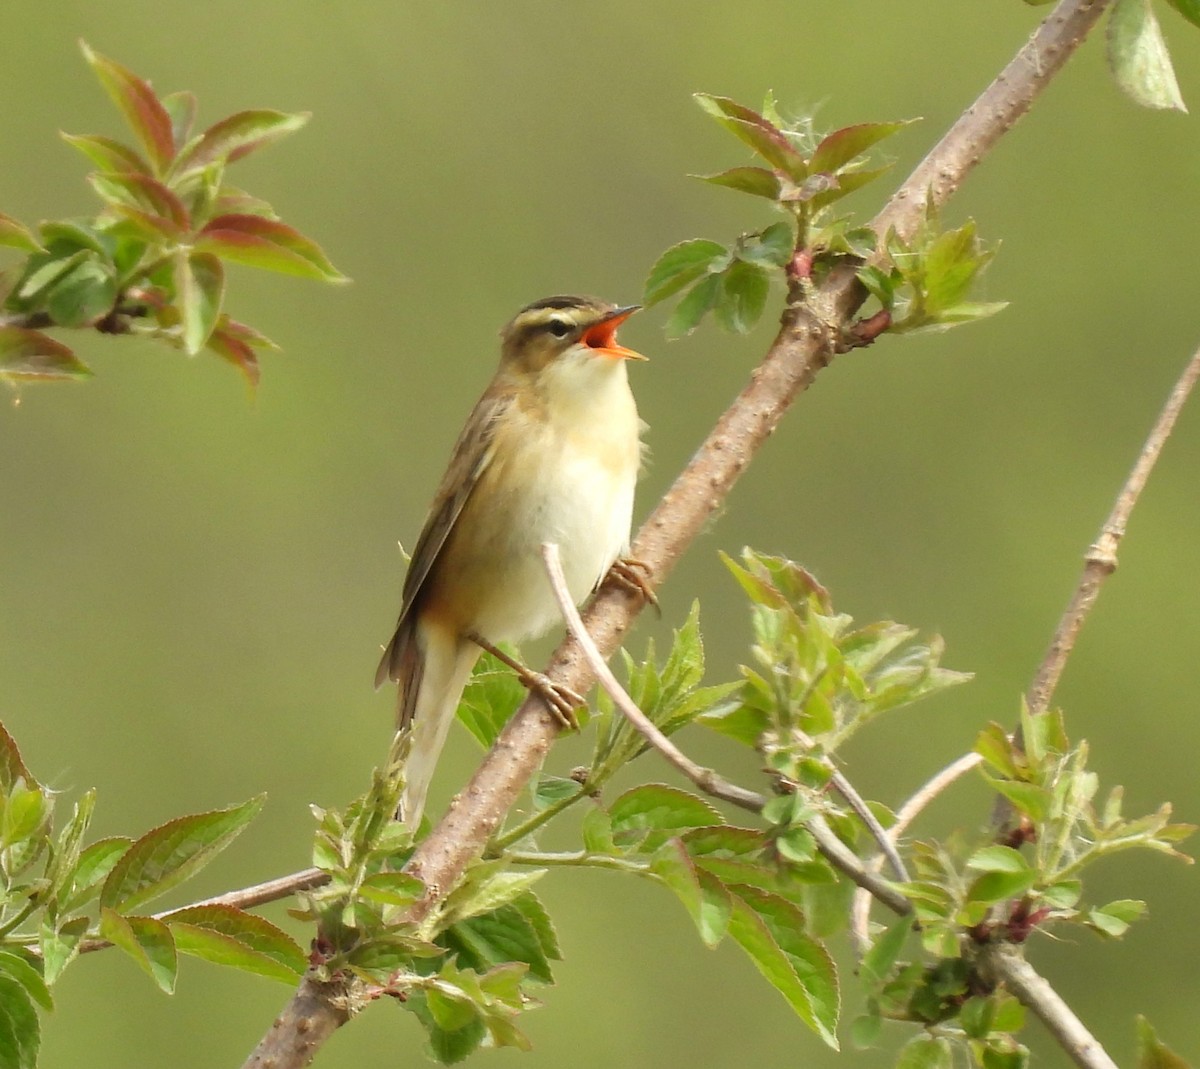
[1,2,1197,1066]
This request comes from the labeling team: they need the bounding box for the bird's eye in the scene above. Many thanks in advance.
[546,319,572,339]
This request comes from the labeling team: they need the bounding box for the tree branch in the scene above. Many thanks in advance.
[240,3,1113,1064]
[976,942,1119,1069]
[1027,340,1200,713]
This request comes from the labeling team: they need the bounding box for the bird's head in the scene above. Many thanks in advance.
[500,295,646,375]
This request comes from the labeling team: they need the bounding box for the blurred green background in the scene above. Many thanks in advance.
[2,2,1198,1065]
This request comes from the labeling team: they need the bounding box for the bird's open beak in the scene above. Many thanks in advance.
[581,304,647,361]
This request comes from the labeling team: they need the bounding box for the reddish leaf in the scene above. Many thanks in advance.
[211,189,279,219]
[60,133,151,176]
[694,166,782,200]
[694,94,807,178]
[0,722,37,791]
[0,327,92,382]
[810,121,912,176]
[208,328,260,388]
[79,41,175,174]
[220,316,279,350]
[87,172,190,232]
[175,109,310,173]
[196,214,348,283]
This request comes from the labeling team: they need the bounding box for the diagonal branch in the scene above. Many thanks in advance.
[1027,341,1200,713]
[240,3,1113,1065]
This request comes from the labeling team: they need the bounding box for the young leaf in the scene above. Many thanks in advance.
[0,724,36,792]
[0,328,92,382]
[79,41,176,173]
[174,109,310,173]
[694,94,806,178]
[195,214,348,283]
[664,271,722,339]
[175,251,225,355]
[164,904,306,982]
[87,172,190,232]
[45,258,118,328]
[1136,1015,1191,1069]
[859,914,913,988]
[99,908,178,993]
[695,166,782,200]
[160,90,198,149]
[60,133,152,175]
[0,213,43,254]
[1107,0,1187,111]
[809,121,912,175]
[896,1033,953,1069]
[441,903,555,984]
[100,795,264,913]
[643,239,729,306]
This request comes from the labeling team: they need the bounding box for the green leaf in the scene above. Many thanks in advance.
[1136,1015,1192,1069]
[0,328,92,382]
[531,773,579,812]
[896,1034,953,1069]
[809,121,912,175]
[45,258,118,328]
[739,222,794,269]
[695,166,782,200]
[164,904,306,982]
[0,953,52,1013]
[697,699,769,747]
[79,41,176,173]
[99,908,178,993]
[409,992,487,1064]
[694,94,806,177]
[100,796,264,912]
[39,917,88,986]
[860,914,912,988]
[981,774,1051,824]
[440,866,547,926]
[442,902,554,984]
[581,806,617,854]
[160,90,198,149]
[0,213,43,254]
[651,838,731,947]
[643,238,729,306]
[1163,0,1200,28]
[1108,0,1187,111]
[175,109,310,172]
[175,251,225,354]
[965,869,1039,904]
[67,836,131,905]
[727,887,839,1047]
[457,653,526,748]
[1086,898,1147,938]
[0,971,39,1069]
[195,214,348,283]
[357,871,426,908]
[665,272,721,339]
[965,846,1032,874]
[714,260,770,334]
[609,784,722,853]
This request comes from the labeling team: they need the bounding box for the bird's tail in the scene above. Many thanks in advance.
[387,621,480,827]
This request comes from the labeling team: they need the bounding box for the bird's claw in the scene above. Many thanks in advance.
[607,556,660,616]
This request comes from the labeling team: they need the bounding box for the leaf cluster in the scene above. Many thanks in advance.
[0,42,345,387]
[0,723,300,1069]
[643,95,910,337]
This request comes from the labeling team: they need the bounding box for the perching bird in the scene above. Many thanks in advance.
[375,295,648,824]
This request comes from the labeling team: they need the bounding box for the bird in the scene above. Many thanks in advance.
[375,295,649,825]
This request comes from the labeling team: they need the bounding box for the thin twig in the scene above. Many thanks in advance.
[850,751,982,948]
[977,943,1120,1069]
[540,542,912,915]
[241,4,1112,1065]
[1028,341,1200,713]
[540,543,766,813]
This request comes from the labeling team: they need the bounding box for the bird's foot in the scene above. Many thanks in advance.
[607,556,660,616]
[467,631,585,730]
